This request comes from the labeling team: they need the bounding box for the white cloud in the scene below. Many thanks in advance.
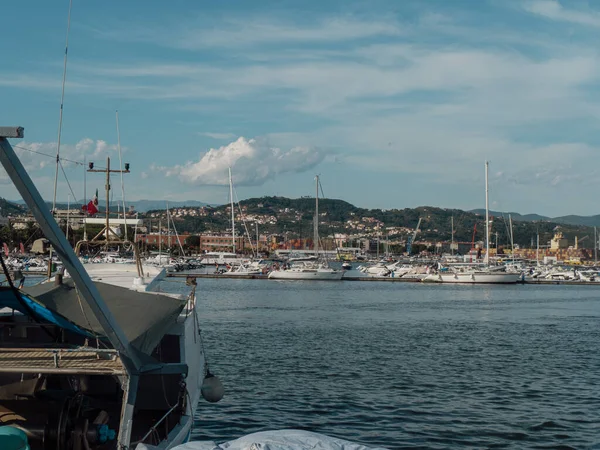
[523,0,600,27]
[158,136,327,186]
[198,132,237,140]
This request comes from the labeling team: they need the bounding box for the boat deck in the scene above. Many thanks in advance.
[0,347,126,375]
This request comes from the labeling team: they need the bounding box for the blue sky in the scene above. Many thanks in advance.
[1,0,600,216]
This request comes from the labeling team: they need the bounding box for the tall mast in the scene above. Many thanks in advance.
[256,221,259,256]
[451,215,454,255]
[105,156,110,250]
[536,229,540,266]
[509,214,514,263]
[595,226,598,264]
[158,217,162,257]
[485,161,490,265]
[52,0,73,213]
[116,110,128,241]
[229,167,235,253]
[314,175,319,255]
[167,201,171,253]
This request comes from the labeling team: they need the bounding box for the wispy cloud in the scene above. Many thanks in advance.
[155,136,328,186]
[198,132,237,140]
[523,0,600,27]
[0,138,123,184]
[96,16,403,50]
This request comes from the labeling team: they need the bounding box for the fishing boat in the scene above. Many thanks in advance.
[0,127,223,450]
[268,176,343,281]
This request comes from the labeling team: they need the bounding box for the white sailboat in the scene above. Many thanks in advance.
[437,161,521,284]
[269,175,343,280]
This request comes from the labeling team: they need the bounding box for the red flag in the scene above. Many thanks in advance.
[19,242,24,254]
[86,200,99,215]
[3,242,8,257]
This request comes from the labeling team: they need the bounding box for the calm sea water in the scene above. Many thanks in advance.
[162,277,600,448]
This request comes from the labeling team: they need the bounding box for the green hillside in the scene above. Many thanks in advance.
[0,198,24,216]
[166,196,593,250]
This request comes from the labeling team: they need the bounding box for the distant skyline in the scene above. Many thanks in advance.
[1,0,600,217]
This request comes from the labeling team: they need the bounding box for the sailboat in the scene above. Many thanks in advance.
[436,161,521,284]
[269,176,343,280]
[0,127,223,449]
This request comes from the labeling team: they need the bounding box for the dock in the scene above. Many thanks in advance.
[166,271,600,285]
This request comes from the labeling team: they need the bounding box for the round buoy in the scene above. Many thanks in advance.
[201,371,224,403]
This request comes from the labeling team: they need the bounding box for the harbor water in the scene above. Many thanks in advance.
[157,277,600,449]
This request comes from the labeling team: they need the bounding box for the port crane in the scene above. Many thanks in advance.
[406,217,423,255]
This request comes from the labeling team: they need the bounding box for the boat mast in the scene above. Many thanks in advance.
[451,215,454,255]
[256,221,259,256]
[115,110,128,242]
[509,214,514,264]
[314,175,319,256]
[229,167,235,253]
[485,161,490,265]
[595,226,598,264]
[167,201,171,253]
[536,228,540,266]
[158,217,162,257]
[51,0,73,213]
[105,157,110,250]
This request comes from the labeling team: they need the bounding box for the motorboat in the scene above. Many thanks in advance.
[199,252,244,265]
[224,260,266,276]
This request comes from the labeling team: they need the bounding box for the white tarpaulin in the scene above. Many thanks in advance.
[172,430,389,450]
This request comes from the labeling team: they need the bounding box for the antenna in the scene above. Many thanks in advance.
[51,0,74,214]
[87,157,131,250]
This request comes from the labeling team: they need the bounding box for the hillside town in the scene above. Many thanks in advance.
[0,196,597,265]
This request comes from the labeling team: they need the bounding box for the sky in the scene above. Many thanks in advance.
[1,0,600,216]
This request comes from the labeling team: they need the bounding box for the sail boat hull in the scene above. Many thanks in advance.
[268,268,343,280]
[438,272,521,284]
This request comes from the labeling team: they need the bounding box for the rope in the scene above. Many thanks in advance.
[232,186,256,257]
[12,144,85,166]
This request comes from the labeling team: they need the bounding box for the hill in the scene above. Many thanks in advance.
[162,196,594,250]
[471,209,600,227]
[0,198,25,216]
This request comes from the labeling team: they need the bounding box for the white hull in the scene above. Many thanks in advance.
[438,271,521,284]
[268,269,343,280]
[226,269,263,276]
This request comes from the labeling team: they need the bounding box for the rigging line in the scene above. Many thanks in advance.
[52,0,74,213]
[12,144,85,166]
[115,110,128,241]
[318,178,325,200]
[58,160,79,204]
[232,186,256,256]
